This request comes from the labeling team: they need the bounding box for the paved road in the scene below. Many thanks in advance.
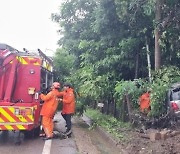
[51,112,78,154]
[0,131,44,154]
[0,112,121,154]
[0,112,78,154]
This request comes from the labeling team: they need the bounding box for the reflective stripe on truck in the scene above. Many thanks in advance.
[0,124,30,130]
[0,106,34,130]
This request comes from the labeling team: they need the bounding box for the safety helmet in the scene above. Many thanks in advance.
[52,82,60,89]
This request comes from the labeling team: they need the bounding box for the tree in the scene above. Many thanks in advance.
[155,0,162,70]
[53,48,76,83]
[51,0,180,119]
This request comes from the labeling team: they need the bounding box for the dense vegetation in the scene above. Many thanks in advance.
[85,108,131,141]
[52,0,180,119]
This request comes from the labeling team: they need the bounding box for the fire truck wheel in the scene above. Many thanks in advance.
[24,126,40,139]
[24,130,32,139]
[34,126,40,137]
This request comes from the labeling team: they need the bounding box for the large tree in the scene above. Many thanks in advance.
[52,0,180,117]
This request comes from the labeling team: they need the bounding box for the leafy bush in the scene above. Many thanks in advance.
[149,66,180,117]
[75,101,86,116]
[114,80,143,108]
[85,108,131,140]
[114,66,180,118]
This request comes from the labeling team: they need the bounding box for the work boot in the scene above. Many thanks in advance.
[39,133,46,137]
[43,136,53,140]
[64,129,72,136]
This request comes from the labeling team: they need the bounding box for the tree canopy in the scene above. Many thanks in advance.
[52,0,180,118]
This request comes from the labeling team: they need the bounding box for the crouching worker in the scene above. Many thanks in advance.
[59,83,75,136]
[39,82,61,140]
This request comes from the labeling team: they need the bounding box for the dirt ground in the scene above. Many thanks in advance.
[72,117,121,154]
[73,122,101,154]
[115,127,180,154]
[72,116,180,154]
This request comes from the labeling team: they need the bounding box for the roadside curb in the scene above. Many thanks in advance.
[81,114,128,154]
[96,126,119,146]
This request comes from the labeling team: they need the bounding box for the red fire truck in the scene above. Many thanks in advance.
[0,43,54,138]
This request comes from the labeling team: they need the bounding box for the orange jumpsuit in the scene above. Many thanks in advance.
[139,92,151,113]
[57,88,75,114]
[58,88,75,132]
[60,88,75,114]
[40,89,60,138]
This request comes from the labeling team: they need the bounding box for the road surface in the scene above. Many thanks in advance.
[0,112,121,154]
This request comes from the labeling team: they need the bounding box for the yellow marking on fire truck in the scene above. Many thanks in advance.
[47,64,52,71]
[5,125,13,130]
[16,125,25,130]
[0,107,34,124]
[0,117,4,122]
[15,107,34,122]
[1,125,26,130]
[9,107,28,122]
[16,115,28,122]
[42,60,53,72]
[0,108,16,122]
[27,115,34,121]
[9,107,14,113]
[34,62,40,65]
[16,56,28,64]
[27,57,41,66]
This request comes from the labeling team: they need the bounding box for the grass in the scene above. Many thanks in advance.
[84,108,132,141]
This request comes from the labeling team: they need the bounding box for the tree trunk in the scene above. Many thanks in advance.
[112,98,116,117]
[121,96,126,122]
[93,101,97,109]
[155,0,162,70]
[145,36,152,82]
[125,94,133,122]
[134,52,139,79]
[106,100,109,115]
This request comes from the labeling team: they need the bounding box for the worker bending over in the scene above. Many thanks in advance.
[139,90,151,114]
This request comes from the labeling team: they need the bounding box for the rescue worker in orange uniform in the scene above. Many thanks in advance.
[59,83,75,135]
[40,82,61,140]
[139,90,151,114]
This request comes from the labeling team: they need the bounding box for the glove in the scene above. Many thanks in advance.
[57,98,63,102]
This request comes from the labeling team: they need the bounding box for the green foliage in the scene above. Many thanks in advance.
[158,0,180,67]
[85,108,131,140]
[142,0,155,16]
[149,79,168,117]
[149,66,180,117]
[118,38,140,70]
[114,80,142,108]
[52,0,180,120]
[152,66,180,83]
[78,65,110,100]
[75,100,86,116]
[53,48,76,82]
